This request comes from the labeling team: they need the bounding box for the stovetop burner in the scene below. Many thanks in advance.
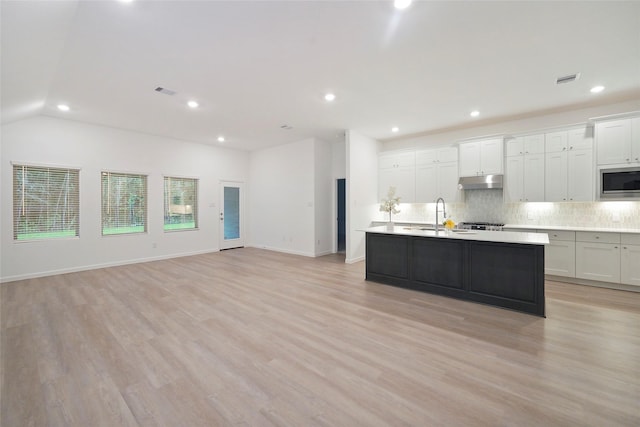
[458,222,505,231]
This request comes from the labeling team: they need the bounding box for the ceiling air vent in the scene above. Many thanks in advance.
[154,86,176,96]
[556,73,580,85]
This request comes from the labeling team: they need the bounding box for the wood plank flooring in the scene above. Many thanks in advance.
[2,247,639,426]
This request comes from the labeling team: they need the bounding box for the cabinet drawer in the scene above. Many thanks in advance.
[545,230,575,241]
[576,231,620,244]
[622,233,640,245]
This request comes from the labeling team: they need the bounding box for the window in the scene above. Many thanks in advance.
[13,164,80,240]
[101,171,147,235]
[164,176,198,231]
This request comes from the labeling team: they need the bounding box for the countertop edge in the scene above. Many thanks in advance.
[362,226,549,245]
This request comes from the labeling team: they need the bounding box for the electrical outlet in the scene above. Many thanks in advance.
[527,211,535,220]
[612,212,621,222]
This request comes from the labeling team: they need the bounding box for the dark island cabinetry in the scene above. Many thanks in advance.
[366,232,545,316]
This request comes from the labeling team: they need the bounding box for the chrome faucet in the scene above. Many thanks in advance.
[435,197,446,233]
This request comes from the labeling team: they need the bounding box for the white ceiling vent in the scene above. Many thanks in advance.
[154,86,176,95]
[556,73,580,84]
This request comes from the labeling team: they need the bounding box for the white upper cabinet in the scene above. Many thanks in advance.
[505,135,545,202]
[595,117,640,165]
[415,147,459,202]
[458,138,503,177]
[378,151,415,203]
[506,135,543,156]
[544,126,594,202]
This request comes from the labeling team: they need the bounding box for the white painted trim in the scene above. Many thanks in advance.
[245,244,315,258]
[0,249,219,283]
[546,274,640,293]
[345,255,365,264]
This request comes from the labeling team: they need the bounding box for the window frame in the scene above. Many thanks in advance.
[12,162,81,242]
[163,175,199,232]
[101,170,148,236]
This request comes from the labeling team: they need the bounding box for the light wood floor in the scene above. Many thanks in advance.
[2,248,639,426]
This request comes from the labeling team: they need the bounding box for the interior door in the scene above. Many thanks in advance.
[219,181,244,250]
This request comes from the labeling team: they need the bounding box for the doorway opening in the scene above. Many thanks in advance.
[337,178,346,253]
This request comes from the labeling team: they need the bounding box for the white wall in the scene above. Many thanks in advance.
[314,139,333,256]
[345,130,379,264]
[0,116,249,282]
[248,138,316,256]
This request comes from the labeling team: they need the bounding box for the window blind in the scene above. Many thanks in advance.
[101,171,147,235]
[164,176,198,231]
[13,164,80,240]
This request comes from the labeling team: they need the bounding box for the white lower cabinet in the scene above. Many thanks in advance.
[621,234,640,287]
[544,231,575,277]
[507,228,639,288]
[575,232,621,283]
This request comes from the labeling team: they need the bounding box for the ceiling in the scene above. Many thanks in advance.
[2,0,640,151]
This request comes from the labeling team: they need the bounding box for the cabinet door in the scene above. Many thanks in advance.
[631,117,640,163]
[480,138,503,174]
[415,163,438,202]
[621,244,640,286]
[523,154,545,201]
[576,242,621,282]
[393,167,416,203]
[524,134,545,154]
[506,137,524,157]
[437,147,458,163]
[394,151,416,168]
[596,119,632,165]
[379,168,396,200]
[505,155,524,202]
[545,131,568,153]
[568,127,593,151]
[459,142,481,177]
[567,149,594,201]
[545,240,576,277]
[415,149,438,166]
[438,162,460,202]
[545,151,568,202]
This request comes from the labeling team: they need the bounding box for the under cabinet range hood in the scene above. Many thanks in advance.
[458,175,504,190]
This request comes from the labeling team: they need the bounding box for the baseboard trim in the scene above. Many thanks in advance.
[546,274,640,293]
[0,249,220,283]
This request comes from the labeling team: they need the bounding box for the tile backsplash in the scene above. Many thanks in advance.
[378,189,640,229]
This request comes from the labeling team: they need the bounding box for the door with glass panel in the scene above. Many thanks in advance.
[219,181,244,250]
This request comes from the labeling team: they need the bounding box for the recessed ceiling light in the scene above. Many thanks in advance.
[324,93,336,102]
[470,110,480,117]
[590,85,605,93]
[187,100,199,108]
[394,0,412,10]
[217,136,225,143]
[57,104,70,112]
[391,127,399,133]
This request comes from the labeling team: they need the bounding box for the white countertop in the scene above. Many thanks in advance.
[363,226,549,245]
[371,220,640,235]
[504,224,640,234]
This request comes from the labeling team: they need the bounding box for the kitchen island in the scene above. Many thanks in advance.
[364,226,549,316]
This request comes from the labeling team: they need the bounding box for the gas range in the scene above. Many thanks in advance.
[458,222,505,231]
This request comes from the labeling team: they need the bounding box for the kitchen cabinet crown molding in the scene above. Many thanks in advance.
[589,111,640,123]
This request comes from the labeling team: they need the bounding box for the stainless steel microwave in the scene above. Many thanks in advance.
[600,167,640,199]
